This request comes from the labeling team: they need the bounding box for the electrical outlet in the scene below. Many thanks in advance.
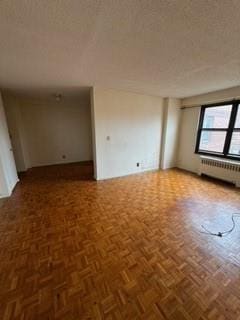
[136,162,140,167]
[62,155,66,159]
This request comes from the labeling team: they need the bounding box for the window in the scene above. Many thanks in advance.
[195,100,240,160]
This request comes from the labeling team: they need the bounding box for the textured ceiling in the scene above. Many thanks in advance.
[1,0,240,98]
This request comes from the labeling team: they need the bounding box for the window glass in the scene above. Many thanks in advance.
[203,105,232,128]
[234,107,240,128]
[196,102,240,159]
[199,131,227,153]
[229,132,240,156]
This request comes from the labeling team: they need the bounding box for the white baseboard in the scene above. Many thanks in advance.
[0,178,19,199]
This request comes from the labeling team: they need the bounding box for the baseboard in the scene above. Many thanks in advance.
[0,178,19,199]
[176,165,199,175]
[95,167,160,181]
[0,194,8,200]
[29,160,93,169]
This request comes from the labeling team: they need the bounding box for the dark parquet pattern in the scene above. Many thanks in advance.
[0,163,240,320]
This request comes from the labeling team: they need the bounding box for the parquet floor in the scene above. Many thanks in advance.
[0,198,6,209]
[0,163,240,320]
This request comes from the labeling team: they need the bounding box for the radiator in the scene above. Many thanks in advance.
[199,156,240,187]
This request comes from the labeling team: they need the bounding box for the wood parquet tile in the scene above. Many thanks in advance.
[0,163,240,320]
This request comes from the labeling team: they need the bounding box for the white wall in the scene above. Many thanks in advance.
[0,159,8,197]
[91,87,164,180]
[0,92,18,198]
[161,98,181,169]
[4,95,93,170]
[3,96,29,172]
[177,107,200,173]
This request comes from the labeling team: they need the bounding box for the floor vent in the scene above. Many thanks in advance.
[199,156,240,187]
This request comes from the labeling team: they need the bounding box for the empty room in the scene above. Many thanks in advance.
[0,1,240,319]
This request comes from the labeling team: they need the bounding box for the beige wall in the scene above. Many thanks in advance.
[161,98,181,169]
[90,89,98,179]
[177,107,200,173]
[182,85,240,107]
[4,95,93,170]
[91,87,164,180]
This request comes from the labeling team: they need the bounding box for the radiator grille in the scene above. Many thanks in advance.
[201,158,240,172]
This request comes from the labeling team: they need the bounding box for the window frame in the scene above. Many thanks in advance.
[195,100,240,161]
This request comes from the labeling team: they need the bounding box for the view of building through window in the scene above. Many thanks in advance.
[229,132,240,155]
[196,102,240,158]
[203,105,232,128]
[235,108,240,128]
[199,131,226,153]
[199,105,232,153]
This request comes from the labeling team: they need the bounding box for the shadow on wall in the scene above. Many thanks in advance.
[18,161,94,182]
[3,94,93,172]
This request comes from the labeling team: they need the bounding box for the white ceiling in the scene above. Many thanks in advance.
[1,0,240,98]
